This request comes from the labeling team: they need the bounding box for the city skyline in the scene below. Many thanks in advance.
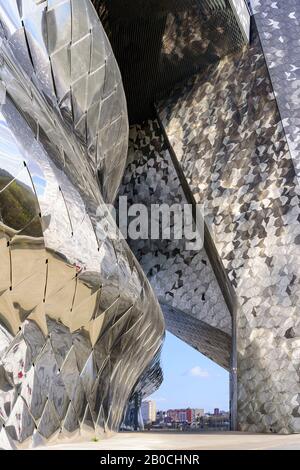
[149,332,229,413]
[148,406,229,414]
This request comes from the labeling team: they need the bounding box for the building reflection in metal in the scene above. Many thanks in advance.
[123,349,163,431]
[0,0,164,449]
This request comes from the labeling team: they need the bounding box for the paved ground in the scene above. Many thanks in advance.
[38,431,300,450]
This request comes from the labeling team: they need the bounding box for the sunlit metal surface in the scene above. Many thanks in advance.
[93,0,250,122]
[0,0,164,449]
[123,349,163,431]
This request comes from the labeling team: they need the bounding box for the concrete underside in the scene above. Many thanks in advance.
[37,431,300,450]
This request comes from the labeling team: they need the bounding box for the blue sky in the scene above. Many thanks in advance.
[149,332,229,413]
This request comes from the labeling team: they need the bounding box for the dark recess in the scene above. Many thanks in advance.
[92,0,246,123]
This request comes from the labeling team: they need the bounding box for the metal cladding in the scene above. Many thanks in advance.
[0,0,164,449]
[157,16,300,433]
[252,1,300,184]
[118,120,232,370]
[115,0,300,434]
[2,0,300,444]
[92,0,250,122]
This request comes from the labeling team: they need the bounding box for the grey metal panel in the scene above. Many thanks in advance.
[158,20,300,434]
[0,0,164,449]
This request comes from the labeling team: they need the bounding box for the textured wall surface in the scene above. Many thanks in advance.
[0,0,164,449]
[92,0,249,121]
[251,1,300,181]
[118,120,232,369]
[0,0,129,205]
[158,20,300,433]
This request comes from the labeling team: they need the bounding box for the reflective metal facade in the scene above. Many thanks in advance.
[93,0,250,122]
[157,14,300,433]
[0,0,164,449]
[112,0,300,434]
[118,120,232,370]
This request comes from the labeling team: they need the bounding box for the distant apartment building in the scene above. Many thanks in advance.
[167,409,179,423]
[156,407,229,429]
[166,408,195,424]
[141,400,157,424]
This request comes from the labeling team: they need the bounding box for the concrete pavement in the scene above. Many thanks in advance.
[36,431,300,450]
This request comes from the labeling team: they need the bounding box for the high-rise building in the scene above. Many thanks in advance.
[141,400,157,424]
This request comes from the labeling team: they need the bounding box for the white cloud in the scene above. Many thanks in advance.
[149,396,167,402]
[189,366,209,378]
